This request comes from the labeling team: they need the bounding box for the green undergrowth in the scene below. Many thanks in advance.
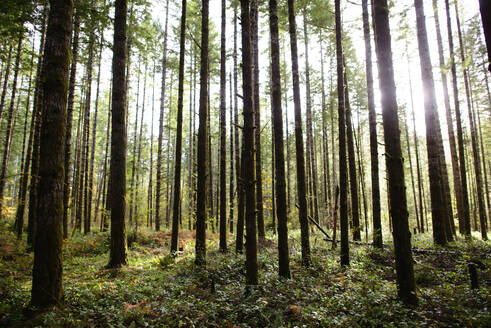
[0,222,489,327]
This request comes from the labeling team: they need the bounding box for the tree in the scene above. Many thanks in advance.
[171,0,187,254]
[372,0,417,305]
[251,0,265,242]
[218,0,227,252]
[155,0,169,232]
[479,0,491,70]
[240,0,258,286]
[362,0,382,248]
[414,0,450,246]
[196,0,208,266]
[269,0,290,279]
[107,0,128,268]
[31,0,73,307]
[335,0,348,266]
[287,0,310,267]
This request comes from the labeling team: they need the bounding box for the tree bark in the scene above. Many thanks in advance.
[269,0,290,278]
[335,0,349,266]
[372,0,417,305]
[287,0,310,267]
[171,0,187,252]
[362,0,382,248]
[240,0,258,285]
[107,0,128,268]
[30,0,73,307]
[155,0,169,232]
[196,0,208,265]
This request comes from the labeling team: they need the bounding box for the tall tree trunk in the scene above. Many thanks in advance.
[129,63,141,227]
[87,27,104,234]
[83,32,95,234]
[415,0,450,245]
[219,0,227,252]
[155,0,169,232]
[335,0,349,266]
[269,0,290,278]
[101,86,111,231]
[287,0,310,267]
[148,64,155,228]
[303,15,320,226]
[455,4,487,240]
[372,0,417,305]
[240,0,258,286]
[196,0,208,265]
[15,44,35,239]
[250,0,264,241]
[445,0,471,236]
[107,0,128,268]
[134,64,148,232]
[229,72,235,233]
[234,3,245,254]
[171,0,187,253]
[0,31,23,218]
[362,0,382,248]
[63,12,80,238]
[432,0,463,234]
[30,0,73,307]
[343,60,360,242]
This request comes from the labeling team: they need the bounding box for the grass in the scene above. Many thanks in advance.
[0,220,489,327]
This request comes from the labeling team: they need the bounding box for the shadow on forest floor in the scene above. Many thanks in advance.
[0,220,490,327]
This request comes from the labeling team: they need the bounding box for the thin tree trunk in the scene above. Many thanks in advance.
[287,0,310,267]
[229,72,235,233]
[218,0,227,251]
[171,1,187,253]
[445,0,471,236]
[155,0,169,232]
[269,0,290,278]
[0,31,23,218]
[128,63,141,227]
[335,0,349,266]
[0,44,13,123]
[455,4,487,240]
[362,0,382,248]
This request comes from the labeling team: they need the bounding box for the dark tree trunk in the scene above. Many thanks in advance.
[240,0,258,286]
[372,0,417,305]
[100,87,111,232]
[362,0,382,248]
[128,63,141,227]
[479,0,491,71]
[229,72,234,233]
[303,15,320,226]
[30,0,73,307]
[196,0,208,265]
[107,0,128,268]
[269,0,290,278]
[343,61,360,242]
[155,0,169,232]
[432,0,463,234]
[87,27,104,234]
[445,0,471,236]
[287,0,310,267]
[62,12,80,239]
[455,4,487,240]
[15,44,35,239]
[335,0,349,266]
[219,0,227,252]
[171,0,187,253]
[251,0,265,242]
[415,0,450,245]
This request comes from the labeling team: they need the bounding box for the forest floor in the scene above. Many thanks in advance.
[0,220,490,327]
